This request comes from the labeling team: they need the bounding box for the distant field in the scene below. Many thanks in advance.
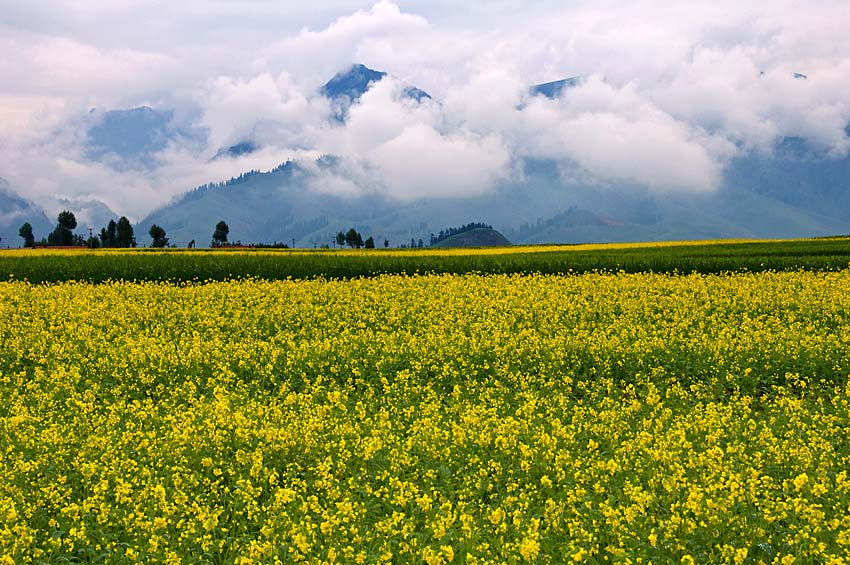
[2,237,850,282]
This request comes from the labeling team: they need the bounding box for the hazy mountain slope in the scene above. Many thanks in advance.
[142,162,398,247]
[508,175,850,244]
[0,179,52,246]
[140,160,571,247]
[724,142,850,222]
[212,141,259,161]
[138,66,850,246]
[141,147,850,248]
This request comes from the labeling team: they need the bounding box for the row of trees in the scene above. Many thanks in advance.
[20,214,223,249]
[18,212,90,247]
[334,228,389,249]
[399,238,426,249]
[19,212,147,248]
[19,215,413,250]
[99,217,138,248]
[18,212,88,247]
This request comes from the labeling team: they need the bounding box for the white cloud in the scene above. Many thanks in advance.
[311,77,511,199]
[199,73,328,151]
[0,31,184,103]
[262,1,429,85]
[651,46,850,155]
[369,124,509,198]
[514,77,735,192]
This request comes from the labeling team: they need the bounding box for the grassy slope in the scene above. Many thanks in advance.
[431,228,512,248]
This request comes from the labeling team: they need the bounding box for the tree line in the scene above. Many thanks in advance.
[18,214,406,250]
[334,228,389,249]
[19,211,146,248]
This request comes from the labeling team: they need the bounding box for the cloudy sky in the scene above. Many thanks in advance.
[1,0,849,220]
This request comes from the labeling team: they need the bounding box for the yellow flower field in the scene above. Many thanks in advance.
[1,272,849,563]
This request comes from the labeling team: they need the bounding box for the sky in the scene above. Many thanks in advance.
[1,0,849,220]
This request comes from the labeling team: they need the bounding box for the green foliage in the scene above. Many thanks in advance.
[364,236,375,249]
[47,210,78,246]
[18,222,34,247]
[212,221,229,246]
[100,219,118,247]
[116,216,136,248]
[345,228,364,248]
[430,222,493,245]
[57,210,77,231]
[148,224,169,248]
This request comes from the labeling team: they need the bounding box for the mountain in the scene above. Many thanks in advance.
[140,144,850,249]
[0,178,122,247]
[320,63,432,121]
[139,156,587,248]
[724,138,850,221]
[0,179,52,247]
[140,148,850,249]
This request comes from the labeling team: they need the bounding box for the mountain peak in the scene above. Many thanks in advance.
[320,64,388,101]
[530,76,581,99]
[319,63,431,122]
[320,63,431,103]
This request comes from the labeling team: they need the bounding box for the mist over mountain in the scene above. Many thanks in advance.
[3,0,849,245]
[55,197,118,235]
[132,64,850,247]
[0,179,52,247]
[2,60,849,248]
[0,178,120,246]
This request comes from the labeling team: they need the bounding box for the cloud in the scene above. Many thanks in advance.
[514,77,736,191]
[369,124,510,198]
[262,1,429,85]
[0,31,184,103]
[199,73,329,151]
[310,77,510,199]
[651,46,850,155]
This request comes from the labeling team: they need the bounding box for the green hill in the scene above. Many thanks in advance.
[431,228,511,248]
